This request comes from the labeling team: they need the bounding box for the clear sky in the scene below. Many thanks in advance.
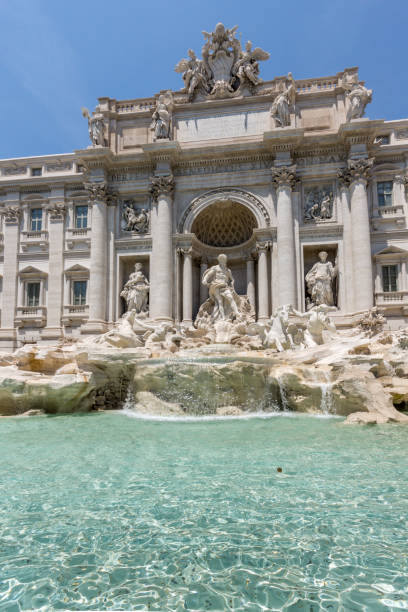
[0,0,406,159]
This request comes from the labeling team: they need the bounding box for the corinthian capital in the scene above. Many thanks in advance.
[271,165,297,189]
[2,205,21,223]
[150,175,175,201]
[46,202,66,220]
[338,158,374,186]
[84,181,109,202]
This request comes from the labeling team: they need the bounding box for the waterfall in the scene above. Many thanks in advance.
[320,372,334,414]
[122,384,135,411]
[277,375,289,411]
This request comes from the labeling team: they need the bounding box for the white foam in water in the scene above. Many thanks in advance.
[120,407,341,422]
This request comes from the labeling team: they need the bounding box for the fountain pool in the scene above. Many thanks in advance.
[0,412,407,610]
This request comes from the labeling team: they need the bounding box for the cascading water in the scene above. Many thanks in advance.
[319,371,334,414]
[123,355,279,416]
[277,375,289,411]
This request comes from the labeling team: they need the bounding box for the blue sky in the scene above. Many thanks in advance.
[0,0,406,159]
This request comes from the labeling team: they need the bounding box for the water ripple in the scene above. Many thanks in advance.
[0,413,407,610]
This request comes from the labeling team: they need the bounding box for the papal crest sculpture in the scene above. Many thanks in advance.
[175,22,269,101]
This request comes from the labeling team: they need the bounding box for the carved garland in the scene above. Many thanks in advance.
[178,188,270,233]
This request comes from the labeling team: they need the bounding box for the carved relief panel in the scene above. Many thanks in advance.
[121,200,150,234]
[303,184,335,224]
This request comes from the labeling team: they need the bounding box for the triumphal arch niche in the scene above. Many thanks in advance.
[1,20,408,350]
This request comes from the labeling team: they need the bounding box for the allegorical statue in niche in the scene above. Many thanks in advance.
[150,92,173,140]
[174,49,211,100]
[120,263,149,315]
[270,72,296,128]
[81,106,105,146]
[201,254,240,321]
[305,251,337,309]
[123,203,149,233]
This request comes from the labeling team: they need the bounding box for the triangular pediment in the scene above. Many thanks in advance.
[64,264,89,273]
[374,246,408,256]
[19,265,45,275]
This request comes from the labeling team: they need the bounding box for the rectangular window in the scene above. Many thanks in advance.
[31,168,42,176]
[377,181,393,207]
[73,280,87,305]
[375,135,390,145]
[75,205,88,229]
[382,265,398,292]
[26,282,40,307]
[30,208,42,231]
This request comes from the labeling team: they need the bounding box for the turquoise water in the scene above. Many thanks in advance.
[0,413,407,611]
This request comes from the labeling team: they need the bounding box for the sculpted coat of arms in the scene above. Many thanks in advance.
[175,22,269,101]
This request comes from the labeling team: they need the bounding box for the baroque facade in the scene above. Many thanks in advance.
[0,22,408,350]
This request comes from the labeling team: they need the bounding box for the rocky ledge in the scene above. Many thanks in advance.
[0,327,407,425]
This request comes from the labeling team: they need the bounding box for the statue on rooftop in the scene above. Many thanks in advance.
[82,106,105,147]
[175,49,211,100]
[232,41,270,89]
[150,92,173,140]
[175,23,269,101]
[341,70,372,121]
[270,73,296,127]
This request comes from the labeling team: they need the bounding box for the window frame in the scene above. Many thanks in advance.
[72,279,87,306]
[26,281,41,307]
[74,205,88,229]
[30,207,43,232]
[381,264,398,293]
[377,181,393,207]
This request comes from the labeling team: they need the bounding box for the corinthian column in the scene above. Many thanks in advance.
[182,247,193,326]
[149,175,174,321]
[272,165,297,308]
[338,159,374,312]
[256,243,269,320]
[83,182,109,333]
[246,255,255,309]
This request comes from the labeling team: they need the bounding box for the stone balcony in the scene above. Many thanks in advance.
[15,306,47,327]
[20,230,48,252]
[372,205,406,230]
[61,304,89,325]
[66,228,91,250]
[375,291,408,313]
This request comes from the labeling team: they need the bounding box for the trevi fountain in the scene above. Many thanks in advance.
[1,20,408,612]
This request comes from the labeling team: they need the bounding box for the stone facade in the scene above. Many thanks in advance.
[0,23,408,350]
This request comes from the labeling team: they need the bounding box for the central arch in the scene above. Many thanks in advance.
[192,201,257,247]
[178,188,270,234]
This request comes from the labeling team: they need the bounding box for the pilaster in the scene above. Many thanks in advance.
[0,193,21,349]
[43,186,66,340]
